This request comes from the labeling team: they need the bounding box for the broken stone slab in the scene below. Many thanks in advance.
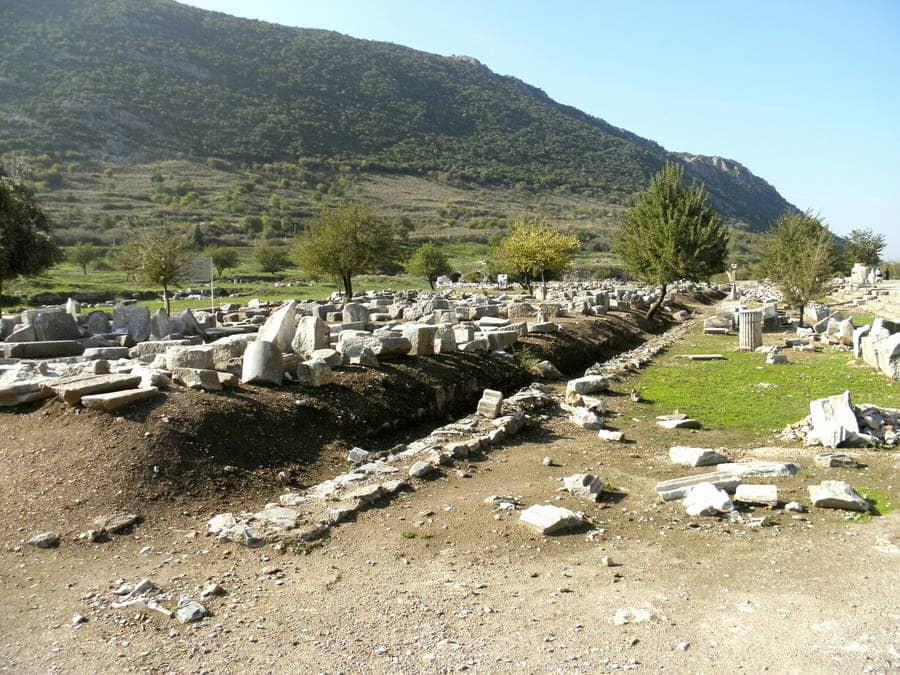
[669,447,729,467]
[296,358,334,387]
[2,340,84,359]
[734,484,779,507]
[808,390,860,448]
[683,482,734,516]
[568,406,603,430]
[766,352,789,365]
[82,346,130,360]
[51,373,142,405]
[241,340,283,386]
[166,345,215,371]
[716,461,800,478]
[813,452,859,468]
[519,504,585,535]
[0,381,54,407]
[408,460,436,479]
[677,354,726,361]
[476,389,503,418]
[81,387,161,412]
[172,367,223,392]
[596,428,625,442]
[257,301,297,353]
[342,483,383,504]
[565,376,609,403]
[27,531,60,549]
[563,474,604,502]
[112,303,151,343]
[656,414,701,430]
[808,480,870,512]
[655,471,742,501]
[175,597,208,624]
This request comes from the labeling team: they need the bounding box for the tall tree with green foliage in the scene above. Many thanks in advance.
[616,163,729,320]
[131,226,192,316]
[763,211,838,326]
[407,242,452,289]
[255,244,290,274]
[205,246,239,278]
[68,243,104,275]
[294,204,399,299]
[844,227,886,268]
[491,219,580,291]
[0,168,63,317]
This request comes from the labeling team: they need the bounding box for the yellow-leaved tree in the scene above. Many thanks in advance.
[492,220,580,291]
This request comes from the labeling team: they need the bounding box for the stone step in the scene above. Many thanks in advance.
[81,387,162,412]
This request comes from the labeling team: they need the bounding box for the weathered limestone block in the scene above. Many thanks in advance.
[342,302,369,324]
[401,323,438,356]
[112,303,151,343]
[241,340,283,386]
[166,345,215,371]
[433,325,457,354]
[296,358,334,387]
[477,389,503,418]
[173,367,223,391]
[808,390,860,448]
[257,301,297,353]
[291,316,330,356]
[519,504,584,535]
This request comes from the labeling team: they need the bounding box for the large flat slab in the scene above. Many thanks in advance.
[3,341,84,359]
[81,387,161,412]
[655,471,742,502]
[51,373,142,405]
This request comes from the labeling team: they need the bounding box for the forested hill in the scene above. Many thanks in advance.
[0,0,795,231]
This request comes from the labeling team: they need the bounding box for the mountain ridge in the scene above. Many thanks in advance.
[0,0,796,232]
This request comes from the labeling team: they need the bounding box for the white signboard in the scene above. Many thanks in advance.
[189,256,214,284]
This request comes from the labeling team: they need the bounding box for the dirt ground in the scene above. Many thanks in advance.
[2,301,898,673]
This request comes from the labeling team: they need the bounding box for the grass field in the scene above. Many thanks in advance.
[634,328,899,434]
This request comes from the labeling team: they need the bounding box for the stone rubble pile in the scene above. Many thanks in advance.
[207,383,555,547]
[1,281,716,413]
[781,390,899,448]
[656,446,872,517]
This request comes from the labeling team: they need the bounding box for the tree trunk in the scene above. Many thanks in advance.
[645,283,668,321]
[523,272,531,293]
[163,285,171,317]
[343,274,353,300]
[798,303,805,328]
[427,277,435,290]
[0,277,4,319]
[541,269,547,291]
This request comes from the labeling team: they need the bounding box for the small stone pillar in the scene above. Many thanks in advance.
[737,310,763,351]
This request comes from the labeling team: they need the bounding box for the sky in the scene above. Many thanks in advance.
[181,0,900,258]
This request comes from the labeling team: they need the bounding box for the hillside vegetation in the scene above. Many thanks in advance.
[0,0,796,245]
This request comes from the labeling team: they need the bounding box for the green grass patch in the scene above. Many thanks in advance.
[635,329,899,433]
[858,488,896,518]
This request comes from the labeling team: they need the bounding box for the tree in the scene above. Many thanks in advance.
[491,219,580,291]
[762,210,838,326]
[68,243,104,275]
[0,168,63,317]
[255,244,290,274]
[616,163,729,320]
[131,226,192,316]
[844,227,886,268]
[205,246,239,278]
[407,242,452,289]
[294,203,399,299]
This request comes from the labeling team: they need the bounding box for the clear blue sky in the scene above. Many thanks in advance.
[182,0,900,258]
